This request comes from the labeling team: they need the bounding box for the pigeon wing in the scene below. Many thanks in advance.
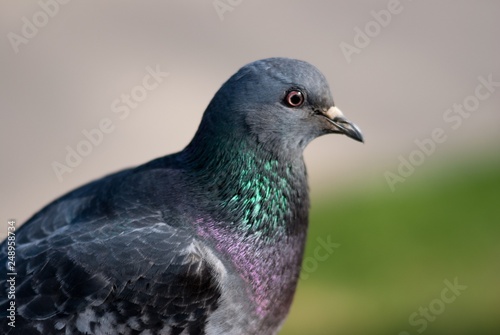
[1,204,221,335]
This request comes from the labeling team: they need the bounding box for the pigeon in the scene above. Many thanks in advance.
[0,57,363,335]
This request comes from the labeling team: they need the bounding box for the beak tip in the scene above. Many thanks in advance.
[349,130,364,143]
[337,118,364,143]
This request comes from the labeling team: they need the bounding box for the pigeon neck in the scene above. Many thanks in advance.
[184,133,309,238]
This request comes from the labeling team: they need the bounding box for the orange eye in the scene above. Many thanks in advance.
[285,90,304,107]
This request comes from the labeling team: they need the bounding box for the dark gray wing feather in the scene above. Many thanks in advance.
[1,169,221,335]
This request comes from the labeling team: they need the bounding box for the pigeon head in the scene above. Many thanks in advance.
[192,57,363,156]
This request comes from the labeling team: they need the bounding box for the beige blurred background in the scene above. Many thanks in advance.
[1,1,499,227]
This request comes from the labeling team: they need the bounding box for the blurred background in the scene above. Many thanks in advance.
[1,1,499,334]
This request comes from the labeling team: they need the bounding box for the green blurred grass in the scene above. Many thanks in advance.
[281,154,500,335]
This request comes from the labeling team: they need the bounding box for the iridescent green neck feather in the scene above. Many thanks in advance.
[183,135,309,238]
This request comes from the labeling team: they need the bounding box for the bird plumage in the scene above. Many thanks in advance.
[1,58,362,334]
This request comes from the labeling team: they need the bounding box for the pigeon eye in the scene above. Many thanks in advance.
[284,90,304,107]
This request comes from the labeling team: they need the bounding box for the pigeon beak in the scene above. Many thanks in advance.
[323,106,364,143]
